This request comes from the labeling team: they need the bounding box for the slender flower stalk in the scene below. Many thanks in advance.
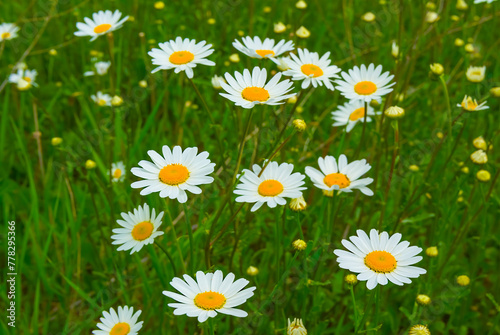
[154,240,177,274]
[183,202,195,274]
[438,75,452,142]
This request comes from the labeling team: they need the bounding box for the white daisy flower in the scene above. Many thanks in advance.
[91,91,112,107]
[282,48,341,90]
[92,305,143,335]
[109,161,126,182]
[8,69,38,91]
[163,270,256,323]
[220,67,295,109]
[74,10,129,41]
[84,61,112,77]
[333,229,427,290]
[234,161,306,212]
[335,63,395,102]
[111,203,164,254]
[131,145,215,203]
[0,23,20,41]
[232,36,294,63]
[457,95,489,112]
[305,154,374,196]
[465,65,486,82]
[148,37,215,78]
[332,100,379,132]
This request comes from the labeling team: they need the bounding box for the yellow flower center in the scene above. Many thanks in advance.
[169,51,195,65]
[109,322,130,335]
[98,99,107,106]
[364,251,397,273]
[159,164,190,185]
[93,23,112,34]
[113,168,122,179]
[349,107,365,121]
[354,81,377,95]
[194,291,226,310]
[323,173,350,188]
[258,179,284,197]
[131,221,154,241]
[300,64,324,77]
[23,77,31,83]
[1,32,11,39]
[241,87,270,102]
[462,97,477,110]
[255,49,275,58]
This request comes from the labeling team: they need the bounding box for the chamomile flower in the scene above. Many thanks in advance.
[148,37,215,78]
[163,270,256,323]
[109,161,126,182]
[74,10,129,41]
[84,61,111,76]
[232,36,294,63]
[457,95,489,111]
[0,23,19,41]
[234,161,306,212]
[335,64,395,102]
[131,145,215,203]
[332,100,379,132]
[334,229,427,290]
[111,203,164,254]
[305,154,374,196]
[92,305,143,335]
[8,69,38,91]
[465,65,486,82]
[282,48,341,90]
[91,91,112,106]
[220,67,295,109]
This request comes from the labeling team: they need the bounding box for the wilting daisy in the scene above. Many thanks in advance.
[111,203,164,254]
[232,36,294,62]
[0,23,19,41]
[109,161,126,182]
[305,154,374,196]
[8,69,38,91]
[465,65,486,82]
[148,37,215,78]
[334,229,427,290]
[131,145,215,203]
[282,48,341,90]
[234,161,306,212]
[92,305,143,335]
[332,100,379,132]
[220,67,295,109]
[74,10,129,41]
[335,63,395,102]
[84,61,111,77]
[163,270,256,323]
[91,91,112,106]
[457,95,489,112]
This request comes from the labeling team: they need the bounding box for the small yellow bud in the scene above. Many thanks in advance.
[454,38,465,47]
[287,318,307,335]
[51,137,63,146]
[457,196,464,203]
[472,136,487,150]
[263,6,272,13]
[409,324,431,335]
[55,82,62,87]
[85,160,97,170]
[237,30,245,37]
[289,196,307,211]
[139,80,148,88]
[246,266,259,276]
[456,275,470,286]
[293,119,306,132]
[154,1,165,9]
[128,16,135,22]
[296,0,307,9]
[295,106,304,114]
[211,75,226,90]
[296,26,310,38]
[207,18,216,25]
[392,41,399,58]
[425,11,440,23]
[369,99,381,108]
[362,12,376,22]
[274,22,287,33]
[409,165,420,172]
[451,15,460,21]
[229,53,240,63]
[436,132,443,139]
[464,43,475,53]
[90,50,100,57]
[490,87,500,98]
[292,239,307,251]
[49,49,57,56]
[416,294,431,305]
[111,95,123,106]
[147,39,156,44]
[426,2,436,10]
[470,150,487,164]
[425,193,432,199]
[461,166,469,174]
[429,63,444,76]
[426,246,438,257]
[384,106,405,119]
[476,170,491,182]
[345,274,358,285]
[287,95,297,104]
[456,0,468,10]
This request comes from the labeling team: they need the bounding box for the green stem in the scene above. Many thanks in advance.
[154,241,177,275]
[233,108,254,184]
[438,75,453,143]
[183,202,194,275]
[350,285,358,329]
[296,211,304,240]
[164,203,187,274]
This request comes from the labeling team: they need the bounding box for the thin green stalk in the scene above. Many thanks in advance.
[164,202,187,274]
[154,241,177,275]
[350,285,358,329]
[296,212,304,240]
[233,108,254,184]
[438,75,452,143]
[183,202,195,275]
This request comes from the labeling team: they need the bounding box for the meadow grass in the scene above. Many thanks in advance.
[1,0,499,334]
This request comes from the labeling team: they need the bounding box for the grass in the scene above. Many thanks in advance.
[1,0,500,334]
